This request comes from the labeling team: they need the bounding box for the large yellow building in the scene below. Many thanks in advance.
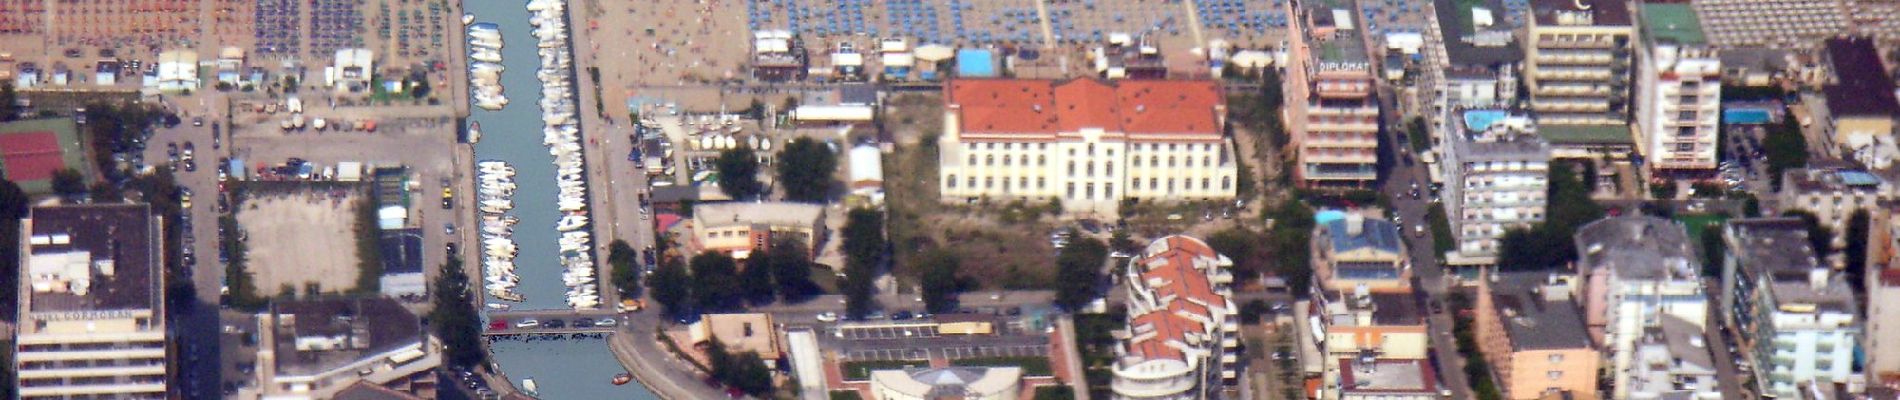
[936,78,1237,216]
[14,204,169,399]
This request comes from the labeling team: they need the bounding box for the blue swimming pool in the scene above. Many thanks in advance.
[1315,210,1346,226]
[1463,110,1508,132]
[1724,108,1773,124]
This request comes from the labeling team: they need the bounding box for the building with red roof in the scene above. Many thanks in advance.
[937,78,1237,216]
[1111,235,1237,399]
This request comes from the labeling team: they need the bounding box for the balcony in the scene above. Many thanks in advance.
[1534,50,1613,65]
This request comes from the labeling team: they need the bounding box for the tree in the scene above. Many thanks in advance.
[1764,116,1808,191]
[739,250,777,305]
[429,255,485,368]
[1054,232,1108,311]
[707,340,774,397]
[917,249,961,314]
[1699,226,1726,278]
[88,182,123,202]
[0,81,18,122]
[714,146,764,199]
[1208,227,1267,278]
[608,240,642,298]
[776,137,839,203]
[1649,179,1678,200]
[690,251,743,312]
[841,208,884,318]
[50,168,86,200]
[1844,209,1870,285]
[646,255,693,316]
[0,179,27,325]
[1108,230,1139,255]
[769,239,816,301]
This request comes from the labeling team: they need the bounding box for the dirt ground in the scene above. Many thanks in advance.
[237,190,362,295]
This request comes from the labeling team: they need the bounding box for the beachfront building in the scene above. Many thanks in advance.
[156,49,199,93]
[1111,235,1237,399]
[1721,218,1863,397]
[1311,214,1410,293]
[1776,165,1895,253]
[935,78,1236,216]
[1474,272,1601,400]
[1627,314,1722,399]
[868,367,1023,400]
[1822,37,1899,159]
[1690,0,1847,49]
[1287,0,1381,189]
[1635,2,1722,176]
[329,48,374,93]
[241,297,439,399]
[1570,215,1711,399]
[1441,110,1549,265]
[751,30,806,81]
[1311,286,1431,400]
[1865,267,1900,388]
[692,201,827,260]
[13,204,168,399]
[1525,0,1637,159]
[1424,0,1523,150]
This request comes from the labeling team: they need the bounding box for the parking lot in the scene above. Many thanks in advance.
[834,324,942,340]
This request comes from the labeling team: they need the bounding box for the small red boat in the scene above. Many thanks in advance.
[612,373,633,386]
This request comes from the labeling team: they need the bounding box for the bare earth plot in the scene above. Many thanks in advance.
[237,191,361,295]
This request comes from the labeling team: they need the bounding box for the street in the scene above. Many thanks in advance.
[1375,81,1473,399]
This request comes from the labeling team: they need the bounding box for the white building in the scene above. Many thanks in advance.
[868,367,1022,400]
[937,79,1236,215]
[1722,218,1863,397]
[238,297,439,399]
[1777,165,1896,254]
[1627,315,1721,399]
[1635,3,1722,175]
[329,48,374,93]
[1441,109,1549,265]
[156,49,199,93]
[1572,216,1712,399]
[1112,235,1237,399]
[14,204,169,399]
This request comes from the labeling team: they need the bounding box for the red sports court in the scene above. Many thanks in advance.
[0,131,66,181]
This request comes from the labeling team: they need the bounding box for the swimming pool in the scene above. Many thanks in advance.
[1463,110,1508,132]
[1724,108,1773,125]
[1315,210,1346,226]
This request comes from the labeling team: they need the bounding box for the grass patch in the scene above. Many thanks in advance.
[951,356,1054,377]
[1676,213,1728,241]
[1428,203,1454,254]
[829,391,864,400]
[352,196,383,294]
[840,360,930,381]
[1034,386,1076,400]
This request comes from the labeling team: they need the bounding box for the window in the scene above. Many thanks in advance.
[1087,163,1095,177]
[985,177,993,188]
[1222,176,1231,190]
[986,143,994,150]
[1067,183,1077,199]
[1548,354,1564,363]
[1547,371,1563,380]
[1039,143,1048,150]
[1004,143,1014,150]
[1202,178,1210,190]
[968,155,977,165]
[1203,156,1211,167]
[1088,143,1095,155]
[967,177,976,187]
[1068,162,1077,176]
[1168,157,1176,167]
[1150,155,1159,166]
[1038,177,1047,189]
[1107,149,1115,157]
[1038,155,1047,166]
[1150,178,1159,189]
[1134,157,1142,167]
[947,175,957,188]
[1085,183,1095,199]
[1105,162,1114,175]
[1002,155,1012,166]
[1019,177,1028,189]
[1105,183,1114,198]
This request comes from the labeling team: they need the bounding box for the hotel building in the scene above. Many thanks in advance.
[1287,0,1382,189]
[1111,235,1237,399]
[1635,2,1722,175]
[13,203,169,399]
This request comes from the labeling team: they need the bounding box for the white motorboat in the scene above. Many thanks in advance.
[462,13,475,25]
[556,215,588,231]
[470,48,502,63]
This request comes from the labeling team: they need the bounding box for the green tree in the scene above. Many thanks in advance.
[429,255,485,368]
[1054,232,1108,311]
[1208,227,1267,278]
[917,249,961,314]
[769,239,816,301]
[608,240,642,298]
[352,197,384,293]
[1845,209,1871,287]
[1764,116,1808,191]
[1649,179,1678,200]
[708,339,775,396]
[0,179,28,326]
[690,251,743,312]
[739,250,777,305]
[0,81,18,122]
[841,208,884,318]
[776,137,839,202]
[1108,230,1139,255]
[646,255,693,316]
[1699,226,1726,277]
[715,146,764,199]
[50,168,86,199]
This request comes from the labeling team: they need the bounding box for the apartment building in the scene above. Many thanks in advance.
[1690,0,1847,49]
[1525,0,1637,160]
[1635,2,1722,175]
[1475,272,1600,400]
[13,203,168,399]
[241,297,439,399]
[1112,235,1237,400]
[1442,110,1550,265]
[1571,215,1711,399]
[1287,0,1382,189]
[1776,165,1894,253]
[1721,218,1862,397]
[935,78,1237,215]
[1865,267,1900,387]
[1336,358,1444,400]
[1426,0,1523,150]
[1311,288,1431,400]
[1822,37,1898,151]
[1627,314,1722,399]
[1311,214,1410,293]
[692,201,828,260]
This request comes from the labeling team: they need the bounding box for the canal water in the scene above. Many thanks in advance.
[466,0,656,398]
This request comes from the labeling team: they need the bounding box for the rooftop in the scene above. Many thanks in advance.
[1323,216,1404,256]
[1782,166,1888,194]
[1727,218,1856,314]
[379,228,424,275]
[1573,216,1698,282]
[1124,235,1232,363]
[869,366,1022,398]
[1823,37,1900,118]
[23,203,160,313]
[692,201,825,228]
[270,297,424,377]
[1539,124,1634,145]
[1434,0,1523,66]
[1337,358,1441,394]
[1488,271,1592,351]
[946,78,1224,136]
[1643,314,1714,372]
[1532,0,1633,27]
[1640,3,1706,45]
[690,313,781,358]
[1321,290,1425,326]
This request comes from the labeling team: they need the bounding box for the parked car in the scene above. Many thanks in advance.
[816,312,839,322]
[489,320,509,331]
[543,319,566,329]
[891,311,914,320]
[514,318,539,328]
[573,318,595,328]
[595,317,618,327]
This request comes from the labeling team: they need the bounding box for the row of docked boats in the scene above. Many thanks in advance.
[528,0,599,311]
[478,161,524,303]
[468,22,508,111]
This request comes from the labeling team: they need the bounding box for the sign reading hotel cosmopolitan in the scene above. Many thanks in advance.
[935,78,1240,216]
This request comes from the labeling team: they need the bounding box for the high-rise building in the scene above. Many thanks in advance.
[1112,236,1237,399]
[1442,110,1549,265]
[1635,2,1722,175]
[1474,272,1601,400]
[1525,0,1637,159]
[241,297,439,399]
[1571,215,1711,399]
[1722,218,1862,397]
[13,204,168,399]
[1426,0,1523,150]
[936,79,1237,215]
[1822,37,1899,158]
[1287,0,1382,189]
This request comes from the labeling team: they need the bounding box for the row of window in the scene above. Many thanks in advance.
[946,176,1235,194]
[966,142,1220,154]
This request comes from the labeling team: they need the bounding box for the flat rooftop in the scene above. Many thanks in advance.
[1532,0,1633,27]
[1823,37,1900,118]
[1433,0,1523,66]
[1640,3,1706,45]
[693,201,826,227]
[1338,358,1440,394]
[1727,218,1856,314]
[24,203,161,313]
[1489,271,1592,351]
[1573,216,1697,282]
[1539,124,1634,146]
[1322,291,1424,326]
[270,297,424,376]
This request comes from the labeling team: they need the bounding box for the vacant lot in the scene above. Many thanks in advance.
[236,190,362,295]
[882,130,1062,291]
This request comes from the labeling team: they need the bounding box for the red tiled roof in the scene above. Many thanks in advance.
[1125,235,1230,363]
[947,78,1223,136]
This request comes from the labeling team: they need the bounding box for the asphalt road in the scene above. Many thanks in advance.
[1374,82,1473,399]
